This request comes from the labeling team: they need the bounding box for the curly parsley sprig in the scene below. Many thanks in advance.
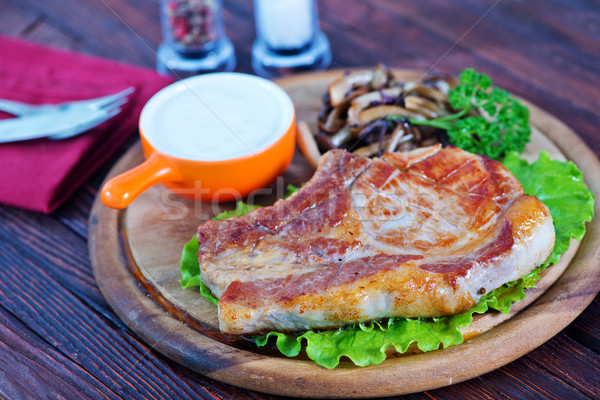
[409,68,531,160]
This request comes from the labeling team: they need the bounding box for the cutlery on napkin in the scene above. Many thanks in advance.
[0,87,135,143]
[0,35,174,213]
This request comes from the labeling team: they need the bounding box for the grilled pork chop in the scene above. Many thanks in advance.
[197,145,555,335]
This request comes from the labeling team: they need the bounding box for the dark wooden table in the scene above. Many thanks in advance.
[1,0,599,399]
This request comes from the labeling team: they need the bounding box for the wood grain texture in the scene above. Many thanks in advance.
[89,70,600,398]
[1,0,599,398]
[0,208,234,399]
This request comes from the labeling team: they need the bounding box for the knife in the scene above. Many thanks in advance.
[0,108,118,143]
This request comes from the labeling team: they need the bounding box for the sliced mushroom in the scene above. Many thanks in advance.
[353,138,392,157]
[358,105,425,126]
[317,105,333,124]
[370,63,392,90]
[329,70,376,107]
[345,86,370,101]
[355,119,389,141]
[319,87,369,133]
[296,121,321,169]
[423,75,457,94]
[347,87,403,126]
[409,122,422,142]
[404,95,443,119]
[390,133,415,153]
[405,84,448,103]
[319,67,457,158]
[352,133,409,157]
[314,132,351,152]
[314,133,336,152]
[433,79,452,95]
[314,126,354,152]
[328,65,391,107]
[329,126,354,147]
[319,106,346,133]
[386,123,407,153]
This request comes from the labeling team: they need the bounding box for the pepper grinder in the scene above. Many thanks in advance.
[157,0,236,78]
[252,0,331,78]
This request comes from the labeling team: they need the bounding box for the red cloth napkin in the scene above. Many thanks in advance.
[0,36,174,213]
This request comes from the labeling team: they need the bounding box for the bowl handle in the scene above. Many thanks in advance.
[101,153,183,209]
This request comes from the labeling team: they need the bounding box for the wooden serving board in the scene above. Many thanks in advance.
[89,70,600,398]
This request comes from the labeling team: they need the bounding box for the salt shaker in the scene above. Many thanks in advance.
[252,0,331,78]
[157,0,236,78]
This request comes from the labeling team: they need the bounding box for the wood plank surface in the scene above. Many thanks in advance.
[0,0,598,398]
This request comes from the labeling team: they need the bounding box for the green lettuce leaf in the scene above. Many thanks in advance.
[213,201,262,221]
[180,154,594,368]
[503,151,594,265]
[285,184,301,198]
[180,236,218,305]
[179,201,261,305]
[255,300,490,369]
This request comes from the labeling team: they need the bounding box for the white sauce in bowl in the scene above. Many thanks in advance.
[140,73,294,161]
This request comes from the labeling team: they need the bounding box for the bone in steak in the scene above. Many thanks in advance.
[197,145,555,335]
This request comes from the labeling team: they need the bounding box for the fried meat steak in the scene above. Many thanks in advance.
[197,145,555,335]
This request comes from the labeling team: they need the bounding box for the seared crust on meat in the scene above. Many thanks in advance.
[197,145,555,335]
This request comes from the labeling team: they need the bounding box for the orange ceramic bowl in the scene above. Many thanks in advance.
[101,73,296,209]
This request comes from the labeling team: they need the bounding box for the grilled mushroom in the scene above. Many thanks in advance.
[328,71,374,108]
[352,132,413,157]
[319,87,369,133]
[353,138,393,157]
[314,126,354,151]
[347,87,403,126]
[404,95,444,119]
[386,123,408,153]
[370,63,392,90]
[319,106,346,133]
[423,75,456,94]
[404,83,449,103]
[328,64,391,107]
[357,105,425,126]
[297,65,464,168]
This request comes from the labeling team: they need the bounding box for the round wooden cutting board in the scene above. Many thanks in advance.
[89,70,600,398]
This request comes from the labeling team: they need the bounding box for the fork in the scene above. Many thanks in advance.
[0,87,135,117]
[0,87,135,141]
